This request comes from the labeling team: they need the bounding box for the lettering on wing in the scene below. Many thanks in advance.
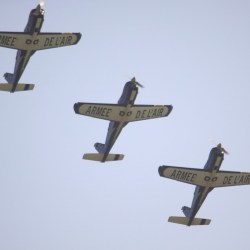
[169,169,197,183]
[85,106,112,118]
[223,174,250,185]
[44,35,73,47]
[135,108,165,119]
[0,35,17,47]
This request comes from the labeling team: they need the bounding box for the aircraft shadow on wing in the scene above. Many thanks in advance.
[74,77,173,163]
[158,144,250,226]
[0,4,81,93]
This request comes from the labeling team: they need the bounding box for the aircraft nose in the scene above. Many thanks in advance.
[33,4,44,15]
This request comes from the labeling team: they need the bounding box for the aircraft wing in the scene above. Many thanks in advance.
[125,105,173,122]
[74,102,127,122]
[0,32,30,50]
[30,33,81,50]
[158,166,209,186]
[210,170,250,187]
[0,32,81,50]
[74,103,173,122]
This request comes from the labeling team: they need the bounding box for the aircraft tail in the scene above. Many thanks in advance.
[168,216,211,226]
[182,206,192,217]
[0,83,34,92]
[83,153,124,162]
[94,143,105,153]
[4,73,14,83]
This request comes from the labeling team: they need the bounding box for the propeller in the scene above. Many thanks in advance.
[217,143,229,155]
[131,77,144,88]
[39,0,45,9]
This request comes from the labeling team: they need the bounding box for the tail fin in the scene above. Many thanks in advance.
[0,83,34,92]
[83,153,124,162]
[94,143,105,153]
[4,73,14,83]
[182,206,191,217]
[168,216,211,226]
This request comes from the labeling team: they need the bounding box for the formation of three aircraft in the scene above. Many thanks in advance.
[1,4,250,226]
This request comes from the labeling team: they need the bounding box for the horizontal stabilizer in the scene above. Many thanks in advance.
[168,216,211,226]
[83,153,124,162]
[0,83,34,92]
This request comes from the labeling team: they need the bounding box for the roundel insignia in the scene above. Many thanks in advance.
[26,39,32,45]
[25,39,39,45]
[33,39,39,45]
[204,176,210,182]
[204,176,218,182]
[119,111,125,116]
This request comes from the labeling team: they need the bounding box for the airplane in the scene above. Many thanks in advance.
[0,4,81,92]
[158,144,250,226]
[74,78,173,162]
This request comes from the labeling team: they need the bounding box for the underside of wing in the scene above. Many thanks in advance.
[158,166,209,186]
[0,32,31,50]
[0,32,81,50]
[125,105,173,122]
[74,102,127,122]
[33,32,81,50]
[211,170,250,187]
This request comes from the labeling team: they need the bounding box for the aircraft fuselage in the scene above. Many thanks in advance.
[8,4,44,92]
[100,81,138,162]
[186,146,224,225]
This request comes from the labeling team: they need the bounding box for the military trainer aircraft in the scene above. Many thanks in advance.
[0,3,81,92]
[74,78,173,162]
[158,144,250,226]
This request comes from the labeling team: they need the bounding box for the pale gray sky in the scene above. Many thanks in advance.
[0,0,250,249]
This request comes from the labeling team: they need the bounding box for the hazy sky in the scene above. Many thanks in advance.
[0,0,250,249]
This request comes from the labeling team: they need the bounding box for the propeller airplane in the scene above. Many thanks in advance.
[74,78,173,162]
[159,144,250,226]
[0,4,81,92]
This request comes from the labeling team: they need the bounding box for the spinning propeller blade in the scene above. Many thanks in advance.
[131,77,144,88]
[217,143,229,155]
